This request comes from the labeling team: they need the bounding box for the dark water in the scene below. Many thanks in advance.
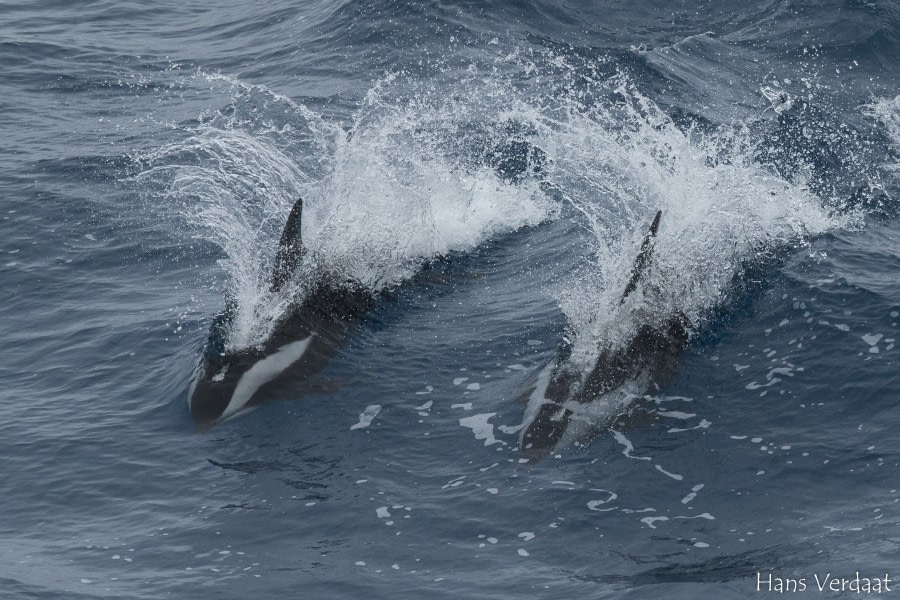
[2,1,899,598]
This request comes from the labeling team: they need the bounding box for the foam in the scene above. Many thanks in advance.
[866,95,900,158]
[459,413,505,446]
[351,405,382,430]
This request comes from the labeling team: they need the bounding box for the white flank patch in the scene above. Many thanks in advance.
[517,363,555,438]
[221,336,313,420]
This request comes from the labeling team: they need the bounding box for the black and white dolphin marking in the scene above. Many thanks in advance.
[188,196,371,429]
[518,210,691,459]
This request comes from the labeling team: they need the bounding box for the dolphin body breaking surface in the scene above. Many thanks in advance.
[518,210,691,460]
[186,136,554,430]
[188,196,372,429]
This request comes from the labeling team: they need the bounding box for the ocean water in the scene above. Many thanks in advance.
[2,1,899,598]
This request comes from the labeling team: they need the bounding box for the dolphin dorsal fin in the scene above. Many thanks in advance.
[270,196,305,293]
[620,210,662,304]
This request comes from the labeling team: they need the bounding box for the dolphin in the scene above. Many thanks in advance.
[188,196,372,429]
[518,210,691,459]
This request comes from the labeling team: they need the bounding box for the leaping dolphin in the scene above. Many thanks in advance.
[188,196,372,429]
[518,210,691,459]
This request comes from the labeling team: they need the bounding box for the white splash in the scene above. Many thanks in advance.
[143,70,555,350]
[541,73,857,372]
[866,95,900,158]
